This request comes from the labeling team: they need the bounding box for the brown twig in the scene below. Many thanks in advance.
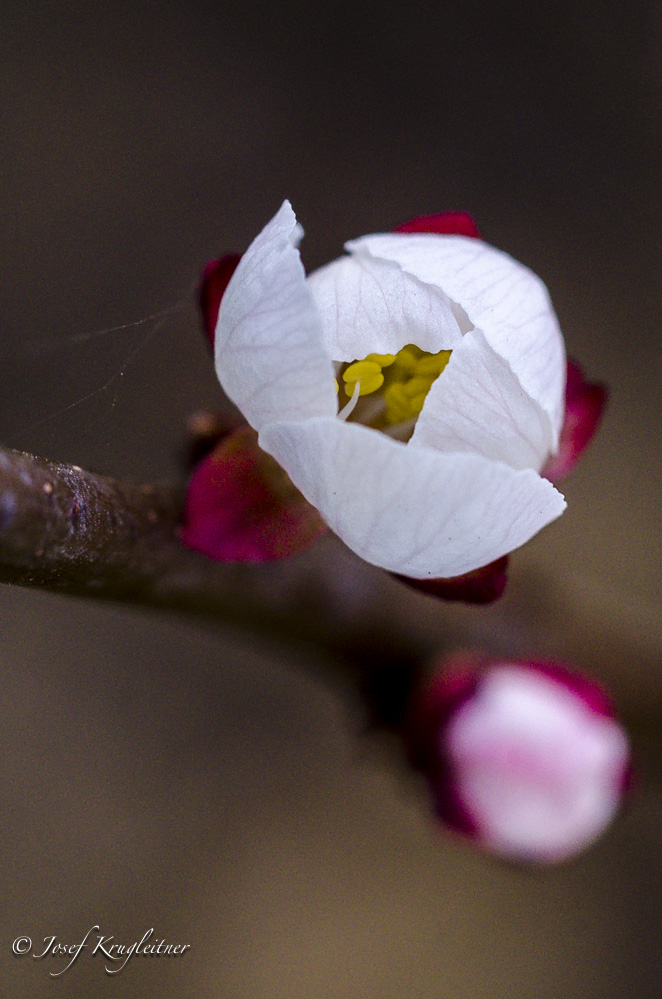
[0,444,428,686]
[0,445,179,589]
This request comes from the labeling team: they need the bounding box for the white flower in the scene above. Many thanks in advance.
[213,201,567,579]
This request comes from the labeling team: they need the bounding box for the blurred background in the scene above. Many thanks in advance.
[1,1,661,995]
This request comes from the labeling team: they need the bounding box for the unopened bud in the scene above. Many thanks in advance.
[406,656,631,864]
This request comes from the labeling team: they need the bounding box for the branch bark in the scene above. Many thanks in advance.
[0,444,428,687]
[0,445,180,590]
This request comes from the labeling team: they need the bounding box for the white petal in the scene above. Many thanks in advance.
[447,666,629,862]
[411,328,554,471]
[346,233,566,443]
[259,417,566,578]
[306,252,463,362]
[214,201,337,431]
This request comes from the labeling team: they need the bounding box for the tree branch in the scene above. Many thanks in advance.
[0,444,428,680]
[0,445,180,588]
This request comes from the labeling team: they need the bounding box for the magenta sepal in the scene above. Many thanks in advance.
[396,211,481,239]
[543,359,608,482]
[199,253,241,350]
[181,424,327,563]
[393,555,508,605]
[405,655,482,837]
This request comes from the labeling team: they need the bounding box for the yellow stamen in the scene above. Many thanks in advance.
[403,375,436,398]
[339,343,453,433]
[337,378,361,420]
[408,392,428,416]
[391,346,420,376]
[342,360,384,396]
[414,350,452,377]
[384,382,414,424]
[366,352,396,367]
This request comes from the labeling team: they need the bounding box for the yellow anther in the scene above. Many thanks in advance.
[339,344,453,430]
[334,378,340,394]
[366,352,396,367]
[408,392,428,416]
[343,359,381,381]
[414,350,452,377]
[384,382,416,424]
[403,375,436,398]
[342,360,384,396]
[392,346,420,376]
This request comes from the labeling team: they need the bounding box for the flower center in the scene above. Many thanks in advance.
[336,345,452,438]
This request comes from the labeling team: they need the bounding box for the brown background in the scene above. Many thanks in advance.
[1,1,662,996]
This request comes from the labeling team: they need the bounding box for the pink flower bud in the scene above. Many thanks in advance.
[407,657,631,864]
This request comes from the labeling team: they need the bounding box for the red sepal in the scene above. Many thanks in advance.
[543,360,608,483]
[199,253,241,350]
[404,655,481,836]
[394,555,508,605]
[181,424,327,562]
[396,212,481,239]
